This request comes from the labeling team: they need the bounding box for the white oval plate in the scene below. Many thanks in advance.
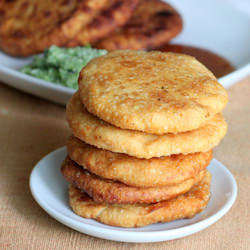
[30,147,237,243]
[0,0,249,105]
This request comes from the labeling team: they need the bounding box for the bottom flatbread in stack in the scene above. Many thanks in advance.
[69,172,211,227]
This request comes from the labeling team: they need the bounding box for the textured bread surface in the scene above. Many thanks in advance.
[0,0,108,56]
[96,0,182,51]
[66,93,227,158]
[67,136,212,187]
[67,0,138,47]
[69,171,211,227]
[61,156,206,204]
[79,50,228,134]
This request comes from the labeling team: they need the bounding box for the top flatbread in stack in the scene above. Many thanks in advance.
[78,50,228,135]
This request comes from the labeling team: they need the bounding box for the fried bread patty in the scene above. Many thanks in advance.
[67,136,212,187]
[96,0,183,51]
[66,93,227,158]
[69,171,211,227]
[67,0,139,47]
[0,0,108,56]
[62,156,206,204]
[78,50,228,134]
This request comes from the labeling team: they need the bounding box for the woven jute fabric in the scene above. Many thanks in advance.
[0,77,249,249]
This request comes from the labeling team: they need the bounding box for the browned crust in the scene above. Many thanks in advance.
[67,136,212,187]
[66,92,227,158]
[96,0,183,51]
[69,171,211,227]
[61,156,206,204]
[0,0,109,56]
[78,50,228,134]
[67,0,139,47]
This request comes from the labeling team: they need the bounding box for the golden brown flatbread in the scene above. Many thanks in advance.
[69,171,211,227]
[67,136,212,187]
[78,50,228,134]
[67,0,139,47]
[61,156,206,204]
[66,92,227,158]
[96,0,183,51]
[0,0,108,56]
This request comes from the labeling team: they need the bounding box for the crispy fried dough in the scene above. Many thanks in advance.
[67,136,212,187]
[0,0,108,56]
[62,157,206,204]
[66,93,227,158]
[67,0,139,47]
[96,0,183,51]
[78,50,228,134]
[69,171,211,227]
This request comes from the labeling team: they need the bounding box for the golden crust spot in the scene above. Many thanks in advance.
[66,92,227,158]
[68,171,211,227]
[67,135,212,187]
[78,50,228,134]
[61,156,206,204]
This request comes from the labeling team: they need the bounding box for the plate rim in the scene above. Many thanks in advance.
[0,64,75,95]
[29,147,237,243]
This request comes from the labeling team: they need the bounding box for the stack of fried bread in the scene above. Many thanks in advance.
[62,50,228,227]
[0,0,182,56]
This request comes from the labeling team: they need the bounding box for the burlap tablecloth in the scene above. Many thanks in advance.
[0,77,249,249]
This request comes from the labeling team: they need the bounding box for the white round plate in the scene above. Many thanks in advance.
[30,147,237,243]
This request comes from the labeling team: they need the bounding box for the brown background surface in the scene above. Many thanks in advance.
[0,77,249,250]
